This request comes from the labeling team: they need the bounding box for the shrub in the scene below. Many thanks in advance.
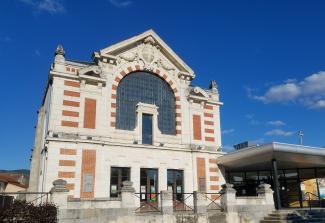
[0,200,57,223]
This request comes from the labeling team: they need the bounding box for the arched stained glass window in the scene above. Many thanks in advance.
[116,71,176,135]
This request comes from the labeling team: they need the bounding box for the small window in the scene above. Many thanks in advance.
[199,177,206,192]
[83,173,93,192]
[142,114,153,145]
[110,167,130,197]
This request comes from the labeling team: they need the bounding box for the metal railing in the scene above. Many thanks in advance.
[204,192,223,211]
[173,193,194,212]
[134,192,161,213]
[305,192,325,211]
[0,192,51,208]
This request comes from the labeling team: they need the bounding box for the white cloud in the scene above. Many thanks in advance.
[222,129,235,135]
[19,0,65,14]
[245,113,255,119]
[34,49,41,56]
[244,113,260,125]
[0,36,12,42]
[265,129,294,137]
[250,71,325,110]
[267,120,286,126]
[108,0,132,7]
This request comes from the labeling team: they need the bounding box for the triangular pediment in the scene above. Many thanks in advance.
[189,86,209,98]
[95,29,195,79]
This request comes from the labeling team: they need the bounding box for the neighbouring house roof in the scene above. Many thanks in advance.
[0,173,28,189]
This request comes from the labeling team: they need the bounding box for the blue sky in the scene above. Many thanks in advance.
[0,0,324,169]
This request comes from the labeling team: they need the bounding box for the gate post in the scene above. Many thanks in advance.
[220,183,237,212]
[194,191,207,214]
[121,181,136,215]
[50,179,69,209]
[161,190,173,215]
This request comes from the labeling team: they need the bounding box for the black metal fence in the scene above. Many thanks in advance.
[305,192,325,210]
[173,192,194,212]
[133,191,224,213]
[204,192,223,211]
[134,192,161,213]
[0,192,51,208]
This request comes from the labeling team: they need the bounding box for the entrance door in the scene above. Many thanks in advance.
[280,179,301,208]
[167,169,184,210]
[142,114,153,145]
[167,169,184,201]
[140,168,158,203]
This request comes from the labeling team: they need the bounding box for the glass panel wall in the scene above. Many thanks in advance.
[110,167,130,197]
[116,71,176,135]
[226,167,325,208]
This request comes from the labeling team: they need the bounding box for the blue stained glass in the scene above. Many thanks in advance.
[116,71,176,135]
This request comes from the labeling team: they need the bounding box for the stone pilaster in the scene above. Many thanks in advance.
[257,183,275,206]
[50,179,69,209]
[220,183,237,212]
[194,191,207,214]
[161,190,173,215]
[120,181,136,214]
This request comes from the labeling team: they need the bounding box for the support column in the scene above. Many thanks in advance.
[272,159,281,209]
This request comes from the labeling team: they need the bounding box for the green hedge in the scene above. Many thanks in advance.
[0,200,57,223]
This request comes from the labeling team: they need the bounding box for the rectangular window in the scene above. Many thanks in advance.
[83,173,93,192]
[110,167,130,197]
[80,150,96,198]
[196,157,206,192]
[84,98,96,129]
[142,114,153,144]
[193,115,202,140]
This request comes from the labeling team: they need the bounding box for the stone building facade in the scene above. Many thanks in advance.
[28,30,225,202]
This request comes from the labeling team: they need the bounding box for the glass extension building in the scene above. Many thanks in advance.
[218,142,325,209]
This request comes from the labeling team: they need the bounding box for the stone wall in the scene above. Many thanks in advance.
[50,180,274,223]
[220,183,275,223]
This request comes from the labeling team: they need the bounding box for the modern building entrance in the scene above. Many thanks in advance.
[218,142,325,209]
[225,168,325,208]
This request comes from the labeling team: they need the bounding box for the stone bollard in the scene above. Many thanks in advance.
[194,191,207,214]
[50,179,69,209]
[161,190,173,215]
[220,183,237,212]
[257,184,275,207]
[121,181,136,215]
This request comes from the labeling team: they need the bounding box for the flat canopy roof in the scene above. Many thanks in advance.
[218,142,325,172]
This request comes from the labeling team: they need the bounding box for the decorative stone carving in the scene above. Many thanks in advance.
[119,51,137,62]
[157,58,174,71]
[79,65,102,76]
[117,35,163,72]
[209,80,219,94]
[55,44,65,56]
[187,86,210,103]
[51,179,69,192]
[79,65,101,76]
[257,183,273,194]
[54,44,65,64]
[120,181,135,193]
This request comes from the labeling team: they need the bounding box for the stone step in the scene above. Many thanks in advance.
[264,216,288,220]
[260,220,287,223]
[269,213,289,218]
